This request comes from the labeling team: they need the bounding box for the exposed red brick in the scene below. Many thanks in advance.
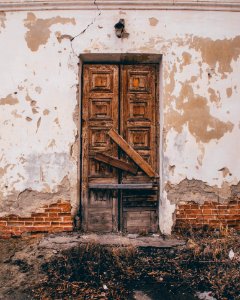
[175,200,240,230]
[0,200,74,238]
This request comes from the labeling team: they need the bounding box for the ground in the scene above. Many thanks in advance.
[0,230,239,300]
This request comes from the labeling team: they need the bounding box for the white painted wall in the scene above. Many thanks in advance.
[0,8,240,233]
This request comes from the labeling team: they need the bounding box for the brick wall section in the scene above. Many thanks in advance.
[0,200,73,238]
[175,200,240,230]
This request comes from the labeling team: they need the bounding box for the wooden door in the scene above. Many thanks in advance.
[82,64,159,233]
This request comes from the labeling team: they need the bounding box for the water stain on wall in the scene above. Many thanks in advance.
[24,12,76,51]
[166,84,234,143]
[0,94,19,105]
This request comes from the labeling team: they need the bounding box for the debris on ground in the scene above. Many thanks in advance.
[0,230,239,300]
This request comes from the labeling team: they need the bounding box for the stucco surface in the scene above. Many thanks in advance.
[0,9,240,233]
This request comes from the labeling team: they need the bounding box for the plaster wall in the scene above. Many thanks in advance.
[0,8,240,234]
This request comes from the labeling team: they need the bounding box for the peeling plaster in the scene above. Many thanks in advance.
[166,84,234,143]
[0,94,19,105]
[226,87,232,97]
[165,178,240,205]
[0,176,71,217]
[190,36,240,74]
[24,12,76,51]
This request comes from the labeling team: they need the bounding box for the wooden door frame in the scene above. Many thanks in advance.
[79,54,162,232]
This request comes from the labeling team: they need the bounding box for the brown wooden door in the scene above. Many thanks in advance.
[82,64,159,233]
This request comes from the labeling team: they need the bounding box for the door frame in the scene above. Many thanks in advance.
[79,54,162,232]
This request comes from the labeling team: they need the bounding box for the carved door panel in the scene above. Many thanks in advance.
[82,65,119,232]
[82,64,158,233]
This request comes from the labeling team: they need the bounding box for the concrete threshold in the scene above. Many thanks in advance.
[38,232,185,250]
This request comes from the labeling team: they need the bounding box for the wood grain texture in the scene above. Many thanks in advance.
[93,152,138,174]
[82,64,119,232]
[108,128,157,178]
[88,183,153,189]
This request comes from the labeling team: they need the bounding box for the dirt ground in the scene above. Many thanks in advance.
[0,230,239,300]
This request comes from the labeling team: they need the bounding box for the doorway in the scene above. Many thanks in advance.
[81,63,159,233]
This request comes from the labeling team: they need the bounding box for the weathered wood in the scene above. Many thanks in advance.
[89,183,153,190]
[82,64,119,232]
[108,128,157,178]
[93,152,138,174]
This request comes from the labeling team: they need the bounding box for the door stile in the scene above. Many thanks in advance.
[82,64,119,232]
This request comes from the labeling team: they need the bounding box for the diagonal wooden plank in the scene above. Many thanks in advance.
[93,152,138,174]
[108,128,157,178]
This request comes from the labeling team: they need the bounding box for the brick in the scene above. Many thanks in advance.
[59,222,73,226]
[185,209,202,215]
[17,218,33,222]
[62,216,72,222]
[5,215,19,220]
[33,222,51,226]
[202,209,213,214]
[228,209,240,214]
[31,227,51,232]
[34,217,45,221]
[51,222,60,226]
[44,217,62,222]
[31,213,48,217]
[45,208,62,213]
[226,220,237,225]
[48,212,59,217]
[58,212,71,216]
[24,222,33,226]
[6,221,24,226]
[63,227,73,231]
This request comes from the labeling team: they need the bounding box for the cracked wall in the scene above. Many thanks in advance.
[0,8,240,234]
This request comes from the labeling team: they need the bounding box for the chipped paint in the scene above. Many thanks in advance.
[24,12,76,51]
[226,87,232,97]
[149,17,159,26]
[0,94,19,105]
[43,109,50,115]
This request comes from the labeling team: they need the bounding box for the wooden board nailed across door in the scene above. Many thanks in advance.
[82,64,159,233]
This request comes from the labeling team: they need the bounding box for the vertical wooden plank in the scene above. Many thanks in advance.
[120,64,159,233]
[82,64,119,232]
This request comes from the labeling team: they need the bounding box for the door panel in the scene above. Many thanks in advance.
[82,65,119,232]
[82,64,159,233]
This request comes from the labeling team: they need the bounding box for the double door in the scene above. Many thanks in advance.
[82,64,159,233]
